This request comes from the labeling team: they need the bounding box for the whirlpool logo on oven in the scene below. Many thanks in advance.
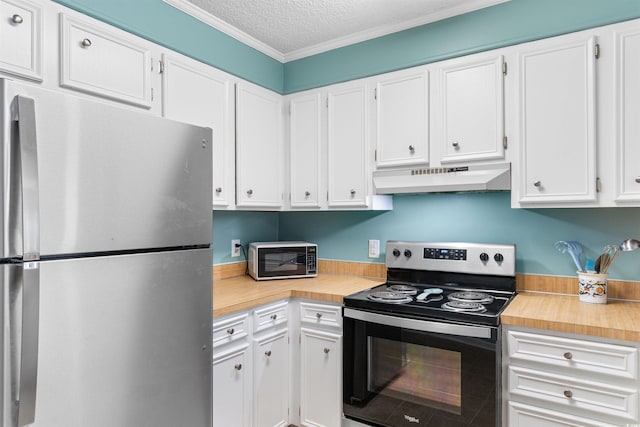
[404,414,420,423]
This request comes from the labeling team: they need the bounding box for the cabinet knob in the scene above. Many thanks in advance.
[226,328,234,335]
[215,187,222,193]
[408,145,415,152]
[304,191,311,197]
[533,180,542,187]
[324,348,330,354]
[635,177,640,184]
[316,312,323,319]
[246,189,253,196]
[563,390,573,398]
[270,314,277,320]
[563,352,573,360]
[265,350,272,357]
[452,141,460,148]
[81,38,92,48]
[350,189,356,196]
[11,14,23,24]
[234,364,242,371]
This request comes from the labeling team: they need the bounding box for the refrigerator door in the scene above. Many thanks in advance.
[28,248,212,427]
[0,79,212,259]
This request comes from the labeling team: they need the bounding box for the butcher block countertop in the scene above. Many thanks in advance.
[502,293,640,342]
[213,274,383,318]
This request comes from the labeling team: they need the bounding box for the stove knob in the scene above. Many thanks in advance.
[404,249,412,258]
[494,253,504,263]
[392,248,401,257]
[480,252,489,262]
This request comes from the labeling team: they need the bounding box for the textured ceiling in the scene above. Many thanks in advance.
[178,0,509,61]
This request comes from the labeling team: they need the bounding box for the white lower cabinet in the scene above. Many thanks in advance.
[213,343,251,427]
[254,329,289,427]
[503,327,640,427]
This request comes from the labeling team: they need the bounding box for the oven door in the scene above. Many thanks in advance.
[343,308,501,427]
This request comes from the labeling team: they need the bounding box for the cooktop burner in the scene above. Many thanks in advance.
[448,291,494,304]
[442,300,487,312]
[386,284,418,295]
[366,291,413,304]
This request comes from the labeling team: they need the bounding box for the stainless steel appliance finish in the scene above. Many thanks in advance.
[343,241,516,427]
[0,79,212,427]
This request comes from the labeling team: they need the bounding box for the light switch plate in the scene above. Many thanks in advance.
[368,239,380,258]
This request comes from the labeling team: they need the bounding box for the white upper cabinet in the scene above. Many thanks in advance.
[375,68,429,167]
[327,81,369,208]
[236,81,283,209]
[614,24,640,204]
[59,14,152,108]
[289,92,323,208]
[161,53,236,209]
[439,54,505,164]
[514,34,597,206]
[0,0,42,81]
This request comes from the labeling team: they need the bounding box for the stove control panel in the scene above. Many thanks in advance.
[386,241,516,276]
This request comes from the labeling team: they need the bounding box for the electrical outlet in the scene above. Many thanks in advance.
[368,239,380,258]
[231,239,241,257]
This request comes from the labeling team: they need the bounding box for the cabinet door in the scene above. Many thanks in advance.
[236,82,283,208]
[0,0,41,81]
[508,401,620,427]
[517,35,597,204]
[213,345,251,427]
[289,92,322,208]
[327,82,368,207]
[300,328,341,427]
[615,26,640,203]
[376,68,429,167]
[253,330,289,427]
[161,54,235,208]
[440,55,504,163]
[60,14,152,108]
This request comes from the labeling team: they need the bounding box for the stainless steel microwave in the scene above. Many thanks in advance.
[248,242,318,281]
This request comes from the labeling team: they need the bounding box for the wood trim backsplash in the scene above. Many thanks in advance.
[213,262,640,301]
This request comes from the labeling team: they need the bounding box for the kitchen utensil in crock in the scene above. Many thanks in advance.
[554,240,584,272]
[620,239,640,252]
[599,244,620,274]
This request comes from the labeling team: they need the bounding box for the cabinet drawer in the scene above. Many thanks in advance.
[509,366,638,422]
[507,330,638,380]
[253,301,288,333]
[60,14,152,108]
[508,401,621,427]
[213,313,249,348]
[300,302,342,330]
[0,0,41,80]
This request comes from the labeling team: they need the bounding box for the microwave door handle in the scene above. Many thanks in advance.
[14,95,41,426]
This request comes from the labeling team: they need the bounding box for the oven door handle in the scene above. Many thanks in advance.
[343,308,493,339]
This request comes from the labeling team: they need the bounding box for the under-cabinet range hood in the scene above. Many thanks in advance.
[373,163,511,194]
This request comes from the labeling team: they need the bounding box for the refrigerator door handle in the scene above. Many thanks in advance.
[16,263,39,427]
[15,95,41,261]
[13,95,40,426]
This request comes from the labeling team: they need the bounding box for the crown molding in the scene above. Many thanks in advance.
[164,0,510,64]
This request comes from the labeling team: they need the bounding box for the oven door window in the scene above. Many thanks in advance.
[344,317,498,427]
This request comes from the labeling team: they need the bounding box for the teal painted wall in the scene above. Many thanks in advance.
[279,193,640,281]
[52,0,284,92]
[212,211,279,264]
[283,0,640,93]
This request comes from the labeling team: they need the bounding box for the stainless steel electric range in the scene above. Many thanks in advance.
[343,241,516,427]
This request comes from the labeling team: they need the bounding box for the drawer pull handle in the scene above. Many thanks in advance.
[81,38,92,48]
[635,177,640,184]
[316,313,323,319]
[563,352,573,360]
[246,189,253,196]
[11,14,23,24]
[452,141,460,149]
[270,314,277,320]
[533,180,542,187]
[563,390,573,398]
[409,145,415,152]
[226,328,234,335]
[215,187,222,193]
[265,350,272,357]
[324,348,330,354]
[234,364,242,371]
[305,191,311,197]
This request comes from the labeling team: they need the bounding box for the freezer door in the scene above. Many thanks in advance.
[31,249,212,427]
[0,79,212,258]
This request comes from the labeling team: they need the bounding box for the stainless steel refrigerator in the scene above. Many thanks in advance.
[0,78,213,427]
